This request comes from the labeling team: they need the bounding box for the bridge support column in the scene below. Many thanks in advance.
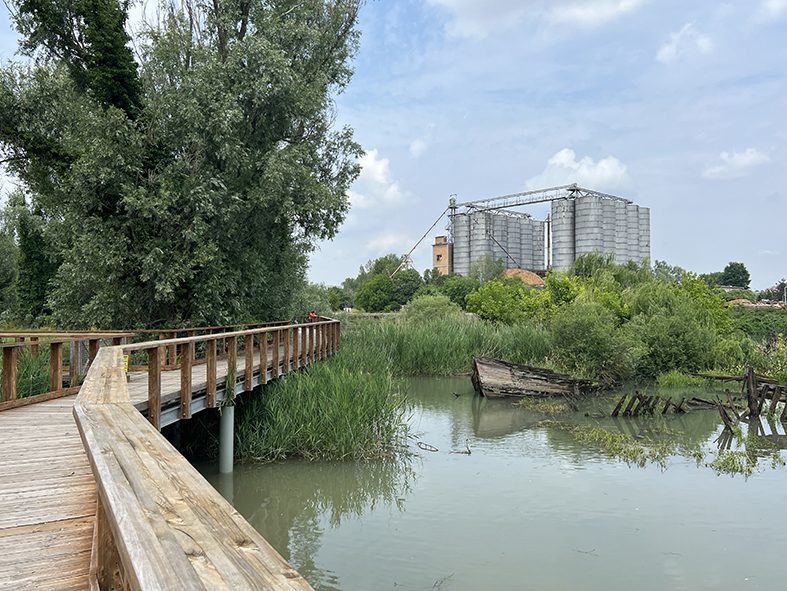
[219,405,235,473]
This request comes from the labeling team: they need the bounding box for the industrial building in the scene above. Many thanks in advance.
[433,184,650,276]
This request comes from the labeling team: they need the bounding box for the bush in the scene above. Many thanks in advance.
[403,294,462,325]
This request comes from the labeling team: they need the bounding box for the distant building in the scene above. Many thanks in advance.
[432,236,453,275]
[432,184,650,276]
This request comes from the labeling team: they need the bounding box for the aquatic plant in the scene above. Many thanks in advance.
[655,370,712,388]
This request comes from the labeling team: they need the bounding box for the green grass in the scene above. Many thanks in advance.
[655,370,712,388]
[341,315,551,376]
[234,355,409,462]
[0,348,51,399]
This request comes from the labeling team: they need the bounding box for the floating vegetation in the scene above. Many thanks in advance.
[515,397,570,414]
[707,450,758,478]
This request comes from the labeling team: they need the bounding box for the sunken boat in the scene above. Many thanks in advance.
[471,357,601,399]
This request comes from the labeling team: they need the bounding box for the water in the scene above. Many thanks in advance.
[198,378,787,591]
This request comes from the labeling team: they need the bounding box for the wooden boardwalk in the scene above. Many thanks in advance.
[0,330,324,590]
[0,396,96,590]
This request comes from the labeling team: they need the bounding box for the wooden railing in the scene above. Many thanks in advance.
[74,346,317,591]
[0,331,134,411]
[122,318,340,429]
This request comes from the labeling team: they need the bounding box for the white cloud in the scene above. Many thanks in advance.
[754,0,787,23]
[349,149,406,209]
[409,139,428,158]
[365,233,413,253]
[656,23,714,64]
[427,0,647,37]
[525,149,630,191]
[703,148,771,179]
[549,0,648,28]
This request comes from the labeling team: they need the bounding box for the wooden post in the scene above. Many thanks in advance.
[88,339,99,367]
[335,321,340,353]
[227,335,237,399]
[768,385,781,415]
[2,347,18,402]
[158,333,166,372]
[271,330,280,380]
[746,366,759,418]
[95,497,125,591]
[148,347,161,430]
[49,342,63,393]
[301,325,308,367]
[187,331,196,361]
[168,332,177,368]
[292,327,299,370]
[206,339,217,407]
[282,328,290,375]
[30,336,39,359]
[69,339,77,387]
[244,334,253,391]
[260,331,268,385]
[180,342,192,419]
[309,326,316,363]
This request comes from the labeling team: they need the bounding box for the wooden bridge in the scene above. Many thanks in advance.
[0,318,340,590]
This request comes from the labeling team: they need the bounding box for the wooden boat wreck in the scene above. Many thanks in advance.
[471,357,602,399]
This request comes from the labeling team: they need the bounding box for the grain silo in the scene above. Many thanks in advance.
[442,184,650,276]
[550,199,575,272]
[506,216,521,271]
[451,214,471,276]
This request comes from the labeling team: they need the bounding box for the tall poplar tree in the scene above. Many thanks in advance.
[0,0,362,328]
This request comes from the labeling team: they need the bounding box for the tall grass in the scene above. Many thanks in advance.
[0,348,51,399]
[342,315,551,376]
[234,355,409,462]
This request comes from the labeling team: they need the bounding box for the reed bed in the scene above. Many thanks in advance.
[234,355,409,462]
[341,315,551,376]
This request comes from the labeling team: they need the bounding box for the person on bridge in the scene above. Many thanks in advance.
[308,311,316,322]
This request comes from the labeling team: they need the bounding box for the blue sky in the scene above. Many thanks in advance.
[2,1,786,289]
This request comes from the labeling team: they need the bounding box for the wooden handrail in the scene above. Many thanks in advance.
[123,319,341,430]
[73,347,316,590]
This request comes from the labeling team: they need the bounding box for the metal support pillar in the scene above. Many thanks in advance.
[219,405,235,474]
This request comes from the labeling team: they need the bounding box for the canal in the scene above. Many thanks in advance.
[199,377,787,590]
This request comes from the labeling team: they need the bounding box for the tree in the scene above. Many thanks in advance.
[440,274,480,309]
[15,202,58,320]
[390,268,422,306]
[652,260,686,283]
[1,0,363,328]
[353,273,393,312]
[720,262,750,289]
[469,254,505,284]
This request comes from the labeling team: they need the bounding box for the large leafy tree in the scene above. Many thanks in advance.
[0,0,363,328]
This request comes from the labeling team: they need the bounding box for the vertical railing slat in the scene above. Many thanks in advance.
[227,335,237,401]
[2,347,18,402]
[180,342,192,419]
[244,334,253,391]
[271,330,280,380]
[292,327,299,369]
[282,328,290,375]
[49,342,63,393]
[148,348,161,430]
[206,339,217,407]
[260,331,268,385]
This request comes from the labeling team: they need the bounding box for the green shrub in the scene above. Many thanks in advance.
[403,294,462,325]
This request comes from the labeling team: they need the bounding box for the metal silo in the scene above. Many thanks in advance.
[626,203,639,263]
[492,213,509,267]
[451,214,471,276]
[519,217,533,270]
[531,220,546,271]
[506,216,521,270]
[470,211,492,269]
[602,198,616,259]
[615,200,628,264]
[638,207,651,263]
[574,195,603,257]
[550,199,575,272]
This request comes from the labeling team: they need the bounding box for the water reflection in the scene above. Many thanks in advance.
[200,453,417,589]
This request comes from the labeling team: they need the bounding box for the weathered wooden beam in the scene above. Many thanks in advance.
[301,325,308,367]
[148,347,161,430]
[2,346,18,402]
[88,339,100,367]
[206,339,217,408]
[244,334,253,391]
[226,335,237,398]
[611,393,627,418]
[49,342,63,393]
[271,330,280,380]
[282,328,290,375]
[292,327,299,369]
[259,333,267,385]
[180,342,192,420]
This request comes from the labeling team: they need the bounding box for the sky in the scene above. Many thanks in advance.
[2,1,786,290]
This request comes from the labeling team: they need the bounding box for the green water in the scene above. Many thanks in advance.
[198,378,787,591]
